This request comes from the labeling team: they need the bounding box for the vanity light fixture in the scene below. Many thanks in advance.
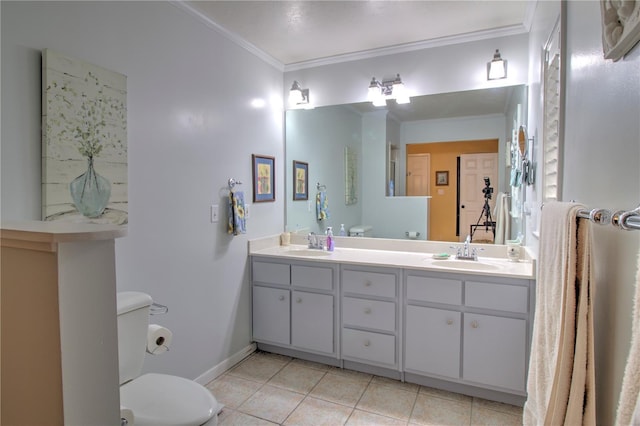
[289,80,309,106]
[487,49,508,80]
[367,74,410,106]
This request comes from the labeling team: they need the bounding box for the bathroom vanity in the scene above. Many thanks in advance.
[249,235,535,406]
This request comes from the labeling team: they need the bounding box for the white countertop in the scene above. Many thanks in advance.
[249,236,535,280]
[1,220,127,243]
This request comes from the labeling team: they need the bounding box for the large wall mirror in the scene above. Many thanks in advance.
[285,85,528,245]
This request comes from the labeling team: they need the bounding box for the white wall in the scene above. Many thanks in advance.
[561,2,640,424]
[285,105,363,234]
[1,0,284,383]
[361,113,428,240]
[527,1,640,424]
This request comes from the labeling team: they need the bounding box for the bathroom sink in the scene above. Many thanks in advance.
[289,249,331,257]
[430,259,500,271]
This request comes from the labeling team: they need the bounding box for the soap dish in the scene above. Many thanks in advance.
[432,253,451,259]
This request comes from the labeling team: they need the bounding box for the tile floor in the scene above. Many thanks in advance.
[205,351,523,425]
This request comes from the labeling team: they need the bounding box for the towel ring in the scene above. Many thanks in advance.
[228,178,242,191]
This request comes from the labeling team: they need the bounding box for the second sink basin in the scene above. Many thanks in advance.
[429,259,500,271]
[289,249,331,257]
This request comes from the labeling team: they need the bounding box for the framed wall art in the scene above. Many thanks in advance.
[42,49,128,224]
[293,160,308,200]
[252,154,275,202]
[436,171,449,186]
[345,146,357,205]
[601,0,640,61]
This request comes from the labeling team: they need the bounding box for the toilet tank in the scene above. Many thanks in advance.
[349,225,373,237]
[117,292,153,385]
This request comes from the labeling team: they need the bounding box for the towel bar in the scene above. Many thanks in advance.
[543,203,640,231]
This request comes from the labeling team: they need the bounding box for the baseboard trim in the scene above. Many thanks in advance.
[194,343,257,385]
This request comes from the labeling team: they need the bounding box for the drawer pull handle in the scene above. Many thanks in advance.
[364,281,372,287]
[364,340,371,347]
[446,319,454,325]
[471,320,479,329]
[364,307,372,314]
[279,295,285,301]
[296,297,302,303]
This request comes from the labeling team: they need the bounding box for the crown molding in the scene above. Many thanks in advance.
[284,24,529,72]
[172,1,529,74]
[170,1,285,72]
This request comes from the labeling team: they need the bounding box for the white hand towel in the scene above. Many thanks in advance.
[523,201,596,426]
[615,244,640,425]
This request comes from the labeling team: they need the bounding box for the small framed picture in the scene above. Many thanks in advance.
[293,160,308,200]
[252,154,275,202]
[436,170,449,186]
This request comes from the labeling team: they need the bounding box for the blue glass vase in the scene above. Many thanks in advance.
[70,157,111,218]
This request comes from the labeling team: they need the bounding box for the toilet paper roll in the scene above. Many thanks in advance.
[146,324,173,355]
[120,406,135,426]
[407,231,418,239]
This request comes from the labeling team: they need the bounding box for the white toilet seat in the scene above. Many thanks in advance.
[120,373,217,426]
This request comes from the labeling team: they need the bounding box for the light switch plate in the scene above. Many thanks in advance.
[211,205,219,223]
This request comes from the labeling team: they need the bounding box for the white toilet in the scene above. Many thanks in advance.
[117,291,219,426]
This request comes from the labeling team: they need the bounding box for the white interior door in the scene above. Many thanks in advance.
[459,153,498,242]
[406,153,430,196]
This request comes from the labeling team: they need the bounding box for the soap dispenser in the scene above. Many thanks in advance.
[339,224,346,237]
[326,227,335,251]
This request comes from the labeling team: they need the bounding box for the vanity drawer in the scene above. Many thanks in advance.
[253,261,290,285]
[406,275,462,305]
[343,297,395,332]
[342,328,395,365]
[465,281,528,313]
[291,264,333,291]
[342,270,396,298]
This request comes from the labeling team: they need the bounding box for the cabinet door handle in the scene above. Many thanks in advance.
[470,320,479,329]
[364,307,372,314]
[278,295,285,301]
[364,280,372,287]
[363,340,371,347]
[296,297,302,303]
[446,318,454,325]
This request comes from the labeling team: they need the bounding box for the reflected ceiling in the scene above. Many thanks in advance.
[350,86,517,122]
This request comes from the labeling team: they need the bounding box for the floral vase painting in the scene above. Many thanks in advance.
[42,49,128,224]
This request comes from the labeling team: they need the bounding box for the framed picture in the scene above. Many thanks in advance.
[293,160,308,200]
[436,171,449,186]
[601,1,640,61]
[252,154,275,202]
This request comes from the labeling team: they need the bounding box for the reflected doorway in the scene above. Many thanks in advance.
[406,154,431,196]
[459,153,498,243]
[407,139,498,242]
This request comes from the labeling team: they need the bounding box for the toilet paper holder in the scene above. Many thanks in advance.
[150,302,168,315]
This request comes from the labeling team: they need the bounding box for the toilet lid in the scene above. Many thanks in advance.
[120,373,216,426]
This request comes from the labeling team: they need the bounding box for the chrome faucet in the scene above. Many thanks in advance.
[463,234,471,258]
[307,232,324,249]
[452,235,478,261]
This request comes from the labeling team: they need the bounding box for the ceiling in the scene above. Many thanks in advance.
[185,1,533,67]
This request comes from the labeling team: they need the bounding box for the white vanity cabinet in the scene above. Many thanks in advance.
[249,245,535,406]
[404,270,534,404]
[341,266,401,372]
[251,257,338,357]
